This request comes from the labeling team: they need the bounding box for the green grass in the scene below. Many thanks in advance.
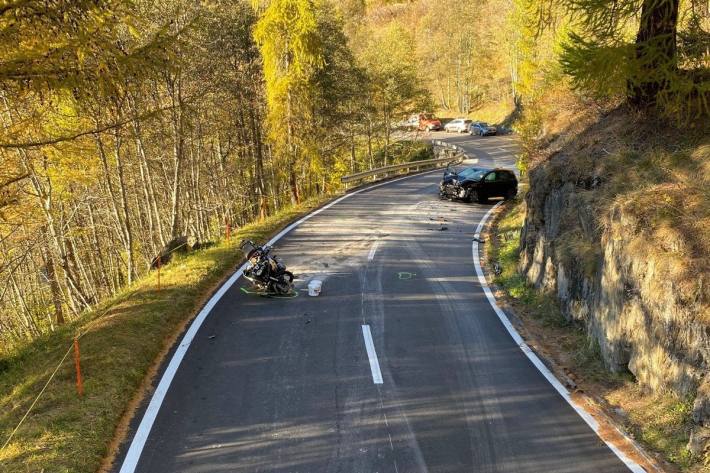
[639,397,695,467]
[0,195,330,473]
[609,388,697,469]
[491,195,568,329]
[488,194,699,471]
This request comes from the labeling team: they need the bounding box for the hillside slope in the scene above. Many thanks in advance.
[518,105,709,465]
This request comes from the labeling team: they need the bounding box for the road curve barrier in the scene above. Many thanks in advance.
[341,141,464,186]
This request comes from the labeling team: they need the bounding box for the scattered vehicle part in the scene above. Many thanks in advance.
[308,279,322,296]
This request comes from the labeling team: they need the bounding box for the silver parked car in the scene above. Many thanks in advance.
[444,118,472,133]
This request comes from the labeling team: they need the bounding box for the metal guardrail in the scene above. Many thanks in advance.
[341,153,463,185]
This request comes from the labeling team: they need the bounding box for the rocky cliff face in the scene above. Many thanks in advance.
[518,140,709,456]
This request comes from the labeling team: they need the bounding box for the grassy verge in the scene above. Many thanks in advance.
[487,194,698,472]
[0,195,330,473]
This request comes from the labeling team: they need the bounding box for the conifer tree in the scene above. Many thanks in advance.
[556,0,706,114]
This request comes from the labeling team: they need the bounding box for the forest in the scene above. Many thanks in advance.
[0,0,707,353]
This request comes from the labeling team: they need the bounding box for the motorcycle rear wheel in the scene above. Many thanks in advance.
[271,271,293,295]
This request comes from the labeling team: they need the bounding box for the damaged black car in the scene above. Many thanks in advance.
[439,166,517,203]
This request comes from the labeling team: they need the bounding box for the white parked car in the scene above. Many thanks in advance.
[444,118,472,133]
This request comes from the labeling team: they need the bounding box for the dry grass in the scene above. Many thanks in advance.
[467,101,516,124]
[530,105,709,318]
[0,196,330,473]
[602,128,709,316]
[434,99,515,125]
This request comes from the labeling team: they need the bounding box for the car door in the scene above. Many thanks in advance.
[483,171,502,197]
[500,171,517,195]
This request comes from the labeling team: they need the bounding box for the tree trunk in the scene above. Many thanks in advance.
[249,103,268,219]
[168,74,185,237]
[113,129,136,284]
[129,93,166,247]
[628,0,680,107]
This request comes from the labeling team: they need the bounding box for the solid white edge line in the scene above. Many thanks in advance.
[362,325,384,384]
[472,202,645,473]
[118,168,440,473]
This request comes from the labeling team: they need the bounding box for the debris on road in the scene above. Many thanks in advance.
[308,279,322,296]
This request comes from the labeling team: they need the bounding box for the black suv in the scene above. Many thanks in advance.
[439,166,517,203]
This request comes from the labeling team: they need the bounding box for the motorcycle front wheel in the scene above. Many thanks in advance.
[273,281,291,295]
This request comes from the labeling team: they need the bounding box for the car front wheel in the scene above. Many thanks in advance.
[471,190,488,203]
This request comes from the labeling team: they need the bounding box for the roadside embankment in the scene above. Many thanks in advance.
[490,106,708,470]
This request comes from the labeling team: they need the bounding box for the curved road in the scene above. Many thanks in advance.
[115,134,634,473]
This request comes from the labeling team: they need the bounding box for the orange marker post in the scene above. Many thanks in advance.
[73,337,84,397]
[226,221,231,241]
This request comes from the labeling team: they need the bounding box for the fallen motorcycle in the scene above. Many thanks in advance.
[239,240,294,295]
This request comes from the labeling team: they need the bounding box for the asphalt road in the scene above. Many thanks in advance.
[115,134,632,473]
[429,131,519,173]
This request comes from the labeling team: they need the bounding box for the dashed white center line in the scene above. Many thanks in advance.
[361,325,383,384]
[368,240,379,261]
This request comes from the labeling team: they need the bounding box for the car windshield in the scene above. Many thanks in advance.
[423,114,435,119]
[478,122,489,127]
[457,167,488,180]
